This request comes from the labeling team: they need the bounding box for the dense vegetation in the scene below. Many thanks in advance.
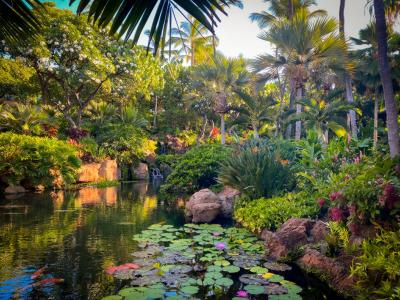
[1,0,400,299]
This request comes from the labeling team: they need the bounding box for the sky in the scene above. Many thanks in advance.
[53,0,394,59]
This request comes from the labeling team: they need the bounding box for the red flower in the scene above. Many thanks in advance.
[317,198,326,208]
[329,191,344,202]
[329,207,343,222]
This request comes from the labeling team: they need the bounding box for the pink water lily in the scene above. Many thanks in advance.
[215,242,226,251]
[212,232,221,237]
[236,290,248,297]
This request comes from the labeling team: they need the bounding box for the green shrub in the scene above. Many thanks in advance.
[160,144,231,195]
[0,132,80,187]
[234,192,318,232]
[218,140,295,199]
[351,228,400,299]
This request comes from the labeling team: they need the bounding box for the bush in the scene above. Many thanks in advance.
[0,132,80,187]
[218,140,295,199]
[234,192,318,232]
[160,144,231,195]
[351,228,400,299]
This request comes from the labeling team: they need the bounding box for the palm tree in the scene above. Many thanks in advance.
[192,55,248,144]
[253,9,348,140]
[169,18,215,65]
[372,0,400,157]
[339,0,358,139]
[233,88,277,139]
[290,90,353,144]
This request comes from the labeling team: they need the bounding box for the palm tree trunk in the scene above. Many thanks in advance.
[295,86,302,140]
[374,91,379,148]
[374,0,400,157]
[339,0,358,139]
[197,114,208,145]
[285,78,296,139]
[220,114,226,145]
[153,95,158,128]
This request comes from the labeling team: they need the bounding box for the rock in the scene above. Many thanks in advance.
[50,168,63,189]
[132,162,149,180]
[261,218,315,259]
[310,221,328,242]
[77,163,101,183]
[297,248,355,294]
[35,185,45,192]
[185,189,221,223]
[217,186,241,217]
[99,159,119,181]
[5,185,26,194]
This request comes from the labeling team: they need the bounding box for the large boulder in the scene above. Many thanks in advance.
[77,163,101,183]
[99,159,119,181]
[4,185,26,194]
[261,218,318,259]
[132,162,149,180]
[217,186,241,217]
[185,189,221,223]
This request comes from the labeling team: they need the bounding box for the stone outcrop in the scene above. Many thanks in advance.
[185,189,221,223]
[132,162,149,180]
[77,159,119,183]
[261,218,326,260]
[4,185,26,194]
[217,186,241,217]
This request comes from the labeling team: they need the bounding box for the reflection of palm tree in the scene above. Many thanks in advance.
[253,8,347,140]
[169,18,215,65]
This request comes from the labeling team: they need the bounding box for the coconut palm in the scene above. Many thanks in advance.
[192,55,249,144]
[169,18,215,65]
[233,88,277,139]
[372,0,400,156]
[253,9,348,140]
[289,90,354,144]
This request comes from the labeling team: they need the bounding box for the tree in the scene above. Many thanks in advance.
[0,3,163,130]
[233,87,277,139]
[339,0,358,139]
[192,55,248,144]
[373,0,400,157]
[253,9,348,140]
[170,18,215,65]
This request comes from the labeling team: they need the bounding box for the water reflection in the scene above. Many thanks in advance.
[0,182,185,299]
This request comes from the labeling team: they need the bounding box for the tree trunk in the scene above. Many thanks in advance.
[285,78,296,139]
[153,95,158,128]
[339,0,358,139]
[374,0,400,157]
[220,114,226,145]
[295,86,302,140]
[374,93,379,148]
[197,114,208,144]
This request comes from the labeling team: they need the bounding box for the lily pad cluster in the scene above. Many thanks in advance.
[102,224,303,299]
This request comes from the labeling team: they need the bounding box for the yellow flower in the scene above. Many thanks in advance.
[262,272,274,279]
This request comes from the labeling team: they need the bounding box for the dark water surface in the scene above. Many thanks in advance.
[0,182,185,299]
[0,182,343,300]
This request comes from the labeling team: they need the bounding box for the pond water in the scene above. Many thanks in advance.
[0,182,342,300]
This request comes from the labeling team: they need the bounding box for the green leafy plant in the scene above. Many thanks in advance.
[325,221,357,256]
[161,144,231,195]
[234,192,318,232]
[351,228,400,299]
[218,140,295,199]
[0,132,80,187]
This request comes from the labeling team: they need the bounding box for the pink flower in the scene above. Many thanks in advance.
[236,290,248,298]
[329,191,344,202]
[317,198,326,208]
[212,232,221,237]
[215,242,226,251]
[329,207,343,222]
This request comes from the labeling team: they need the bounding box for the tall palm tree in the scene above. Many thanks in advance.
[192,55,248,144]
[233,88,277,139]
[253,9,348,140]
[169,18,215,65]
[372,0,400,157]
[289,90,353,144]
[339,0,358,139]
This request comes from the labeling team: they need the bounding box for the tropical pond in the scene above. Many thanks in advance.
[0,182,342,300]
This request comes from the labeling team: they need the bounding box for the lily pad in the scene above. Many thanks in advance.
[180,285,199,295]
[215,277,234,287]
[101,296,122,300]
[244,284,265,295]
[239,274,270,285]
[222,265,240,273]
[250,266,269,274]
[263,261,292,272]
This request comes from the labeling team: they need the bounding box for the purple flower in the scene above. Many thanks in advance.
[215,242,226,251]
[329,207,343,222]
[236,290,248,297]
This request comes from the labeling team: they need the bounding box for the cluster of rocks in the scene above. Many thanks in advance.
[185,187,241,223]
[261,218,356,296]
